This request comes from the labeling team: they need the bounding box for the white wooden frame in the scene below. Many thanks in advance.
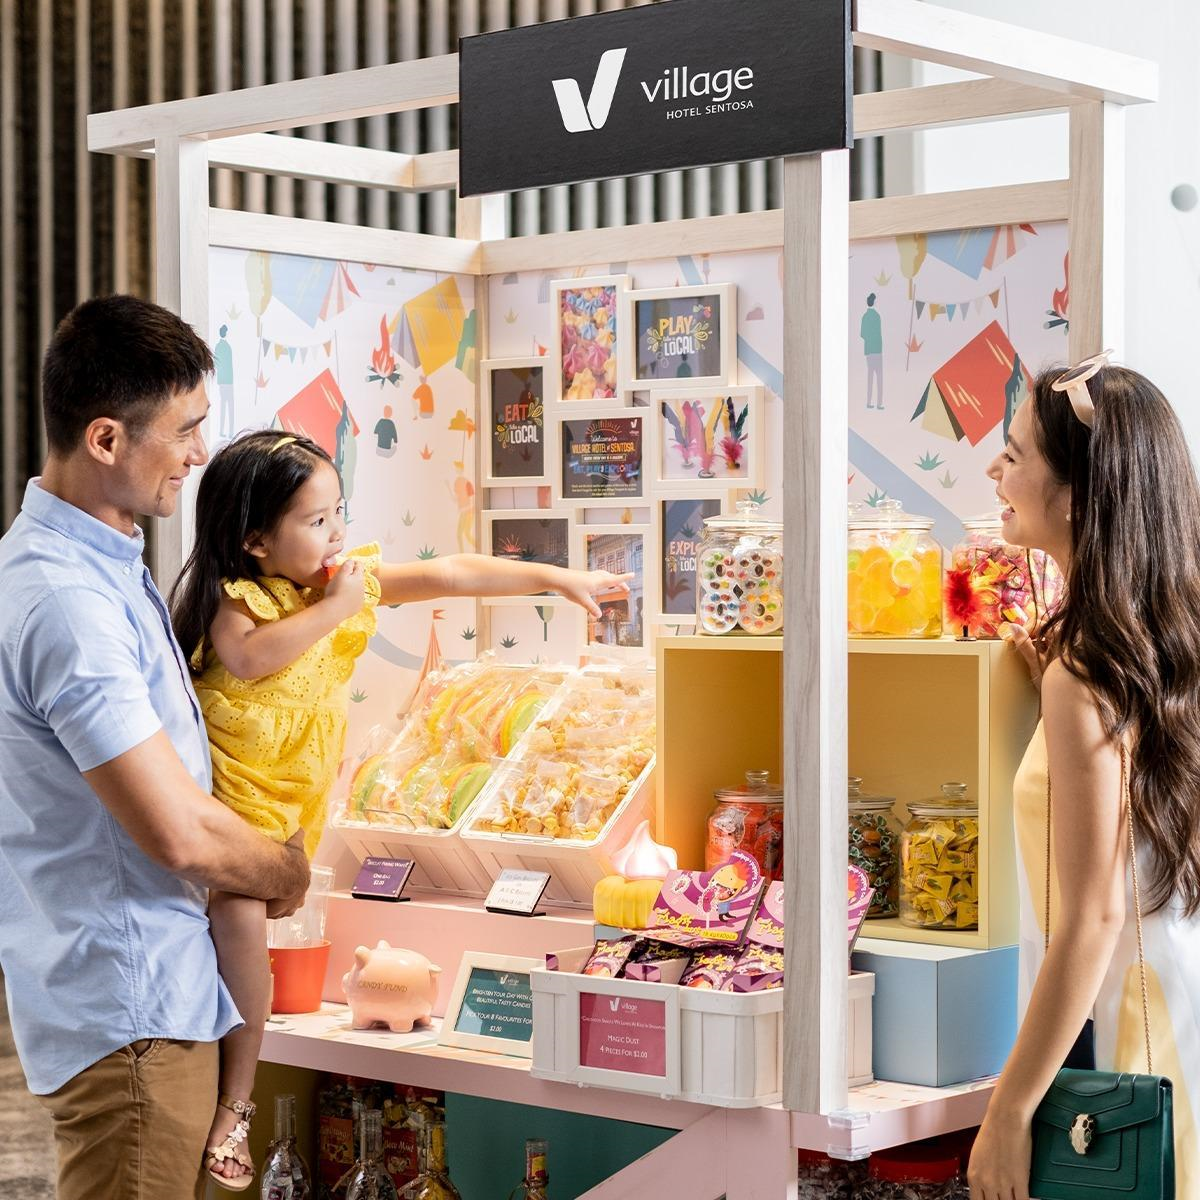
[480,508,574,608]
[480,357,552,488]
[549,273,633,403]
[648,494,730,627]
[554,407,649,510]
[650,386,764,497]
[437,951,542,1059]
[571,522,655,657]
[89,0,1154,1139]
[626,283,737,391]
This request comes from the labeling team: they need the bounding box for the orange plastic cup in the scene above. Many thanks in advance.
[268,941,332,1014]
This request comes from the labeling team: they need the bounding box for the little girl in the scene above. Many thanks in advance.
[170,429,628,1189]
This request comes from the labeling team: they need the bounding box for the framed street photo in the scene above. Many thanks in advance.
[483,358,550,487]
[651,497,724,624]
[481,509,573,605]
[550,274,632,401]
[628,283,736,389]
[653,386,764,495]
[572,523,653,653]
[557,411,645,508]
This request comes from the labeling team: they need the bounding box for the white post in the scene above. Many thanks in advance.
[152,135,210,591]
[782,148,850,1114]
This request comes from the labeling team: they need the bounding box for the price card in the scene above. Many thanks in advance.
[351,857,414,902]
[578,992,669,1078]
[484,869,551,917]
[438,953,540,1058]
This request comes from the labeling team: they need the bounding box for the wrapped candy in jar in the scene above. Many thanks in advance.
[705,770,784,881]
[861,1144,963,1200]
[848,777,900,918]
[848,500,942,638]
[900,783,979,931]
[945,513,1063,639]
[695,501,784,636]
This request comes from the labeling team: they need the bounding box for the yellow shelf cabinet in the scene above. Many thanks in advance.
[655,635,1039,949]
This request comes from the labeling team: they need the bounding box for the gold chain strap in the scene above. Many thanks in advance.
[1044,744,1153,1074]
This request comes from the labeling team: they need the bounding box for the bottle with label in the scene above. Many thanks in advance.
[400,1121,461,1200]
[261,1093,312,1200]
[346,1109,400,1200]
[508,1139,550,1200]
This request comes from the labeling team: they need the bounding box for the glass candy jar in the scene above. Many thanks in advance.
[848,499,942,638]
[946,513,1063,639]
[705,770,784,881]
[900,783,980,931]
[848,778,900,918]
[696,501,784,636]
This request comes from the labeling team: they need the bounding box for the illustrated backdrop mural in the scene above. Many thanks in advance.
[205,247,479,840]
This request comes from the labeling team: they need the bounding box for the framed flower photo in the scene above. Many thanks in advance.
[482,358,550,487]
[572,523,654,653]
[481,509,573,605]
[551,274,631,402]
[628,283,736,389]
[653,386,763,495]
[557,411,646,508]
[650,497,724,624]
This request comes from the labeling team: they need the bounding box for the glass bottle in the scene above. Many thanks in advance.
[899,782,980,931]
[260,1094,312,1200]
[400,1121,461,1200]
[346,1109,400,1200]
[509,1138,550,1200]
[848,498,943,638]
[705,770,784,880]
[847,777,901,918]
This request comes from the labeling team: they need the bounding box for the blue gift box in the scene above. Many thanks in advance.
[851,938,1017,1087]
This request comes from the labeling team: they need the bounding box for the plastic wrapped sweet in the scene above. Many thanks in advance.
[468,669,656,842]
[944,514,1063,639]
[341,659,562,832]
[848,499,942,638]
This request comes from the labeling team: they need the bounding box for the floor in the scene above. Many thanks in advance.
[0,985,55,1198]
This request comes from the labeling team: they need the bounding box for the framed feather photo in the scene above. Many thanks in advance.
[653,387,763,496]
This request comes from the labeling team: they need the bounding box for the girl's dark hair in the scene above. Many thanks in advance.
[1032,363,1200,915]
[169,431,335,667]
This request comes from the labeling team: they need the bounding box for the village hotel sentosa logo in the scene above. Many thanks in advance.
[552,46,756,133]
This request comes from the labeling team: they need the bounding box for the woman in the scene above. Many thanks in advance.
[968,357,1200,1200]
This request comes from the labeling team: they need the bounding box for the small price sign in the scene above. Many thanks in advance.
[438,953,541,1058]
[351,857,414,902]
[578,992,669,1078]
[484,869,551,917]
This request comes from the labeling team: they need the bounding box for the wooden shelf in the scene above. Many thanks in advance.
[659,633,1020,655]
[260,1004,993,1158]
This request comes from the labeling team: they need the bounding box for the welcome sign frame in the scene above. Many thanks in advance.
[89,2,1154,1192]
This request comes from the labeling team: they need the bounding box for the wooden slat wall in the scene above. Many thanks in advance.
[0,1,881,531]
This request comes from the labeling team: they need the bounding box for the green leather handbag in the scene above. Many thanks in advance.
[1029,748,1175,1200]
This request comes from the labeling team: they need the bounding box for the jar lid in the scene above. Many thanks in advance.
[909,781,977,816]
[961,510,1005,533]
[868,1146,960,1184]
[702,498,783,536]
[848,497,934,532]
[715,769,783,804]
[848,776,894,808]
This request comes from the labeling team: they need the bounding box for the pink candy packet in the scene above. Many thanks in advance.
[645,850,767,947]
[847,865,874,957]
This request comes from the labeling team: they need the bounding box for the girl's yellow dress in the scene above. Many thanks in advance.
[190,544,381,858]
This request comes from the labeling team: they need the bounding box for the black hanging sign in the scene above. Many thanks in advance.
[458,0,852,196]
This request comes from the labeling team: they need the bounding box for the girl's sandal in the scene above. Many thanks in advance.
[204,1093,257,1192]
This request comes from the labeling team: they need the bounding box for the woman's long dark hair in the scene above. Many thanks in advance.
[169,430,334,668]
[1032,364,1200,915]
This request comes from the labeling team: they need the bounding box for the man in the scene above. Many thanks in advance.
[0,295,310,1199]
[861,292,884,410]
[213,322,236,440]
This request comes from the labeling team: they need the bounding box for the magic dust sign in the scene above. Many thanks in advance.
[459,0,852,195]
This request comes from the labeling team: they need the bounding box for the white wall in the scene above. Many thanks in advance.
[882,0,1200,447]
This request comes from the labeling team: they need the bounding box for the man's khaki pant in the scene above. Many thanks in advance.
[36,1038,218,1200]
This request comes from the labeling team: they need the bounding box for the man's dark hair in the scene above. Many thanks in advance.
[41,294,214,455]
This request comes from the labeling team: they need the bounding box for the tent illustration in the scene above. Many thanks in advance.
[392,276,467,378]
[911,320,1031,446]
[275,368,360,456]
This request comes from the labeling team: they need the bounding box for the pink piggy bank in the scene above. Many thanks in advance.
[341,940,442,1032]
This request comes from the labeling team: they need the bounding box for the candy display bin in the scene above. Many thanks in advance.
[462,757,658,904]
[530,947,874,1105]
[332,814,495,895]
